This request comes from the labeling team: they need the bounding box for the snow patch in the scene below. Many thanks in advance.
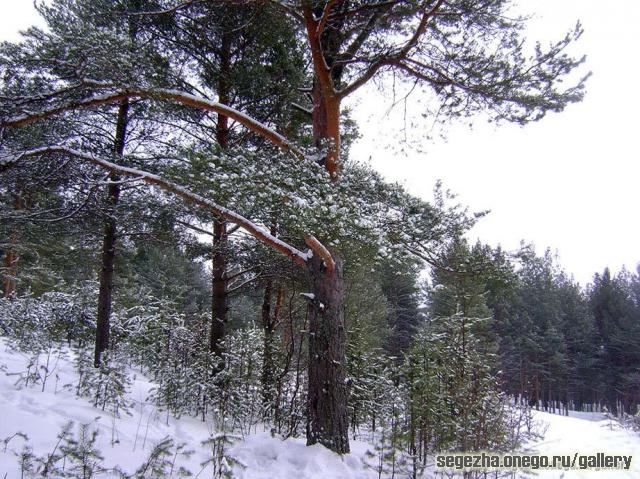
[0,338,378,478]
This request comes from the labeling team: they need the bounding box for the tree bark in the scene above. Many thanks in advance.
[208,30,232,363]
[94,100,129,368]
[209,219,228,360]
[304,17,350,448]
[261,280,274,409]
[311,85,341,180]
[304,18,350,450]
[215,28,231,148]
[306,250,349,454]
[1,249,17,298]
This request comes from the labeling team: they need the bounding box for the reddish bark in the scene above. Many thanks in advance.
[311,88,341,180]
[303,3,350,453]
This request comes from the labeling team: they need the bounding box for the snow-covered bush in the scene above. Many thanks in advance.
[213,327,264,434]
[357,314,525,478]
[402,316,513,455]
[123,307,215,419]
[132,436,193,478]
[0,282,97,353]
[5,422,108,479]
[199,433,242,479]
[268,313,308,439]
[347,347,397,436]
[75,349,133,417]
[0,285,96,394]
[3,422,197,478]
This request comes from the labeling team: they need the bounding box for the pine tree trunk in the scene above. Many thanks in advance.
[262,281,283,414]
[209,219,228,360]
[94,100,129,368]
[208,31,231,364]
[261,281,275,410]
[311,84,341,180]
[304,70,349,452]
[1,249,17,298]
[306,250,349,454]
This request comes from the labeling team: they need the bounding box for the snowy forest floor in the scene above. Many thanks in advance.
[521,410,640,478]
[0,338,638,478]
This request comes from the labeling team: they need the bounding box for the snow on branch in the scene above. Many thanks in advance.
[304,235,335,273]
[118,0,205,16]
[316,0,341,37]
[1,146,310,266]
[2,88,304,159]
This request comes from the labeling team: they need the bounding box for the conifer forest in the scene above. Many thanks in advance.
[0,1,638,478]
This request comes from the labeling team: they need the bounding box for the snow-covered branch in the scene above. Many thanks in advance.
[227,274,262,295]
[1,146,310,266]
[2,88,304,159]
[118,0,205,16]
[304,235,335,273]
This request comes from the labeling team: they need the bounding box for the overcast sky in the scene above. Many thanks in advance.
[348,0,640,285]
[1,1,638,285]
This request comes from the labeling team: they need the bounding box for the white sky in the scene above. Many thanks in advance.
[1,1,638,285]
[348,0,640,285]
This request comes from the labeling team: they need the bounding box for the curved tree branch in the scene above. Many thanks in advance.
[1,146,311,266]
[303,1,335,96]
[2,87,304,159]
[304,235,335,273]
[338,0,444,99]
[316,0,342,37]
[118,0,205,16]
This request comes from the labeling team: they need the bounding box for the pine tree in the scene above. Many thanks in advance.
[588,268,640,414]
[1,0,588,453]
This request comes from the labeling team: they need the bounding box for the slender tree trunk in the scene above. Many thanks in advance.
[216,30,231,148]
[2,193,23,297]
[1,250,17,297]
[209,219,228,360]
[261,280,273,395]
[306,249,349,453]
[262,279,283,414]
[260,223,280,409]
[208,30,232,363]
[94,100,129,368]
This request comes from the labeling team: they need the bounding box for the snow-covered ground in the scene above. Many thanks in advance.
[0,338,638,478]
[0,339,378,478]
[521,409,640,478]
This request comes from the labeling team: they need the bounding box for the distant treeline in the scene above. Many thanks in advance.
[426,241,640,416]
